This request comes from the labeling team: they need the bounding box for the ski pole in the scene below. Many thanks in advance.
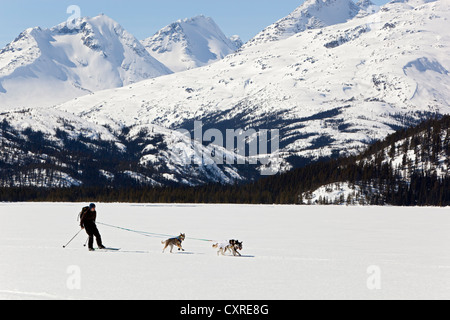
[63,229,83,248]
[83,237,89,247]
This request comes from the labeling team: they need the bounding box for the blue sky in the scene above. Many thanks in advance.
[0,0,390,48]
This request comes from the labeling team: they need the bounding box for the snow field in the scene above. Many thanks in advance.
[0,203,449,300]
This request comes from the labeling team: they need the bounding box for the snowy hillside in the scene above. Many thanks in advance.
[1,203,450,300]
[245,0,364,47]
[302,116,450,205]
[0,15,172,109]
[0,108,248,188]
[360,121,449,181]
[56,0,450,168]
[141,16,242,72]
[302,182,377,205]
[0,0,449,188]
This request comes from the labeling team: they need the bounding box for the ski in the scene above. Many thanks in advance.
[93,247,121,252]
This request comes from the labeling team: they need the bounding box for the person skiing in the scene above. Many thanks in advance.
[80,203,105,251]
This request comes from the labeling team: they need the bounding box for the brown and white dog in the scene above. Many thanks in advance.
[162,233,186,253]
[212,239,243,256]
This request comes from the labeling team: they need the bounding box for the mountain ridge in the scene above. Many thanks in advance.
[0,0,449,189]
[0,14,172,109]
[55,0,450,169]
[141,15,242,73]
[244,0,365,48]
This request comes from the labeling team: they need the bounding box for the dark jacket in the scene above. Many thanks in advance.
[80,207,97,228]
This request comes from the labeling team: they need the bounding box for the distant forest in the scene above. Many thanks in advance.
[1,116,449,206]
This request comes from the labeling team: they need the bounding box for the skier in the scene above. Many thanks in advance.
[80,203,106,251]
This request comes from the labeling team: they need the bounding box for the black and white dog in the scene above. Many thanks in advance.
[212,239,243,256]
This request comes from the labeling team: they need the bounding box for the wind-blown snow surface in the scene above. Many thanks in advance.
[1,203,449,300]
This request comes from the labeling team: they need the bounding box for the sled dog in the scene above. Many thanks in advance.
[212,239,243,256]
[162,233,186,253]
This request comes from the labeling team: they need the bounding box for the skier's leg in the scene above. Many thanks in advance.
[88,235,94,250]
[92,224,104,248]
[85,225,94,250]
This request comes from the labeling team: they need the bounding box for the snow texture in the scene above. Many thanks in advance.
[0,203,449,300]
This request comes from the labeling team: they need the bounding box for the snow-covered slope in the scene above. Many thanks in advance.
[56,0,450,167]
[359,117,450,181]
[0,15,172,109]
[245,0,363,47]
[302,182,377,205]
[303,115,450,205]
[141,16,242,72]
[0,107,246,188]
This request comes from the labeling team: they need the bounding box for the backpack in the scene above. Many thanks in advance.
[78,206,90,222]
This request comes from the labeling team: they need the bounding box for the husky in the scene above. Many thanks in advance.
[162,233,186,253]
[212,239,243,256]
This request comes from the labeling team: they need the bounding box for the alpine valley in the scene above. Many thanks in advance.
[0,0,449,193]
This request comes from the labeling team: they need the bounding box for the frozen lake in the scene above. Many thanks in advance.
[0,203,449,300]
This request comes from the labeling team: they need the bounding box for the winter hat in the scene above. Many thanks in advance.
[89,203,96,209]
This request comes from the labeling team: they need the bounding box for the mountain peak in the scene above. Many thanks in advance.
[356,0,376,10]
[246,0,362,46]
[53,14,120,32]
[55,0,450,181]
[0,14,171,109]
[177,15,212,24]
[229,35,243,49]
[141,15,241,72]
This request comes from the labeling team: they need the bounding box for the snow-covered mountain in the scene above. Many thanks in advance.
[0,108,246,187]
[245,0,363,47]
[1,0,449,188]
[228,35,244,50]
[356,0,375,10]
[141,15,242,73]
[56,0,450,166]
[0,15,172,109]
